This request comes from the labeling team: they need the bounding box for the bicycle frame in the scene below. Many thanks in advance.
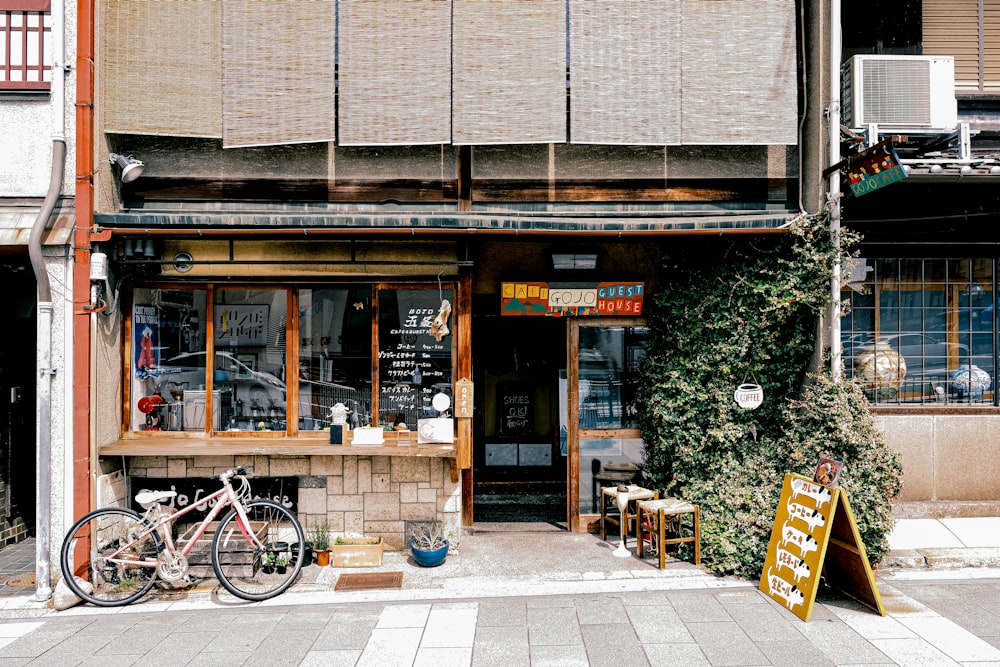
[105,475,261,569]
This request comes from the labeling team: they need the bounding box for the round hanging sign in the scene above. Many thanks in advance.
[734,383,764,409]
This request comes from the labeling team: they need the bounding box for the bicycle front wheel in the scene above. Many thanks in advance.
[60,508,160,607]
[212,499,304,601]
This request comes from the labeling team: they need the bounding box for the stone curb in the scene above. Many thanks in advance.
[883,548,1000,569]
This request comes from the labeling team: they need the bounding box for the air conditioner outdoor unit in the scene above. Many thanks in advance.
[842,55,957,130]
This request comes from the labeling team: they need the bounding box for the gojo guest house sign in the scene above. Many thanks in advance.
[501,282,644,316]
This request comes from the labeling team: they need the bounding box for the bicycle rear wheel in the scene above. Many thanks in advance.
[211,499,304,601]
[60,508,160,607]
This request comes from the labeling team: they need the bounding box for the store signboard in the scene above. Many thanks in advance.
[846,144,907,197]
[501,281,644,316]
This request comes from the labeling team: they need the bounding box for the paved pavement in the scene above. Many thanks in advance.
[0,517,994,665]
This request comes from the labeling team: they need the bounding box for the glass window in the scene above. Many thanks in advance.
[215,289,288,432]
[578,325,648,429]
[842,257,996,405]
[377,287,454,431]
[130,288,208,432]
[298,287,373,431]
[129,282,457,437]
[0,6,51,91]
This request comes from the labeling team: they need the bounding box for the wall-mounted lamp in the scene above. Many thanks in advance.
[551,251,598,271]
[109,152,144,183]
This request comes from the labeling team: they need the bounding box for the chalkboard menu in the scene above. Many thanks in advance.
[498,382,533,435]
[377,288,454,428]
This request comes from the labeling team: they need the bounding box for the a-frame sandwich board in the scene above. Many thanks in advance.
[758,473,885,621]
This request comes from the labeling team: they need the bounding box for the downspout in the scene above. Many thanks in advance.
[829,0,843,381]
[28,0,68,603]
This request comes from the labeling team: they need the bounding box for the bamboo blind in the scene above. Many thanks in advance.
[338,0,451,146]
[680,0,797,145]
[569,0,681,145]
[452,0,566,145]
[103,0,221,137]
[222,0,336,148]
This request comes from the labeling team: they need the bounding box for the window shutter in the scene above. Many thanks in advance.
[924,0,982,91]
[680,0,798,145]
[569,0,681,145]
[222,0,336,148]
[338,0,451,146]
[102,0,221,137]
[452,0,566,145]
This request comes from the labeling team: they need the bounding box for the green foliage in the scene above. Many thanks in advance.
[637,214,902,580]
[308,519,331,551]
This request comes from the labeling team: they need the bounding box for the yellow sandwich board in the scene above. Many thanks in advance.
[758,473,885,621]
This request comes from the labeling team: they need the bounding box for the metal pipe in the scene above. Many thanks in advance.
[28,0,68,602]
[829,0,843,381]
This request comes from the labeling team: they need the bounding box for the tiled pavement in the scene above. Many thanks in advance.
[0,519,995,664]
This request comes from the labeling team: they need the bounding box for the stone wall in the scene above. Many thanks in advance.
[0,482,29,546]
[122,454,460,551]
[876,413,1000,503]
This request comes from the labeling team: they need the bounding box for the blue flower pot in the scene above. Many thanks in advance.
[410,539,449,567]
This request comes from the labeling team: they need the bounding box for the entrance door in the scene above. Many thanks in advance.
[567,318,648,532]
[472,316,566,524]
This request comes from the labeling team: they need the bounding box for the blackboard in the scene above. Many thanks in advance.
[377,288,453,427]
[498,383,533,435]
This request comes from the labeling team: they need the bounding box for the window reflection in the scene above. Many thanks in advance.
[841,258,996,405]
[577,326,648,428]
[298,288,373,431]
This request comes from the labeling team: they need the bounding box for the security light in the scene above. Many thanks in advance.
[108,152,144,183]
[550,252,598,270]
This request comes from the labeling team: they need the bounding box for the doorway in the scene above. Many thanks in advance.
[472,316,566,524]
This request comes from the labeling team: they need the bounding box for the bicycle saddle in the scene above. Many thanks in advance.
[135,489,177,508]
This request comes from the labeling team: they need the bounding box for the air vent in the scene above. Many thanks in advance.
[842,55,957,130]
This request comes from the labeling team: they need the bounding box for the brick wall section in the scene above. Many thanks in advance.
[125,455,460,552]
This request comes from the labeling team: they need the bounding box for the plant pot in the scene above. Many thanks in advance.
[261,565,275,574]
[315,549,331,567]
[410,539,449,567]
[330,537,384,567]
[294,542,314,566]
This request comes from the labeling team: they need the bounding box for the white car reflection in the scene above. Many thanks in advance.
[150,351,286,415]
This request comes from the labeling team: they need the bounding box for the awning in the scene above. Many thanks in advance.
[0,203,75,246]
[93,210,797,236]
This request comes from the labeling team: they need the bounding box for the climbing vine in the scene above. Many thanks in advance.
[636,214,902,580]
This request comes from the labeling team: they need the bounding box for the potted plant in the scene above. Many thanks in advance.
[261,551,288,574]
[408,520,449,567]
[309,519,331,567]
[330,535,384,567]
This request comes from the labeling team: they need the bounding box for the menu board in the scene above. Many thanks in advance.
[498,383,533,435]
[759,473,884,621]
[377,289,453,426]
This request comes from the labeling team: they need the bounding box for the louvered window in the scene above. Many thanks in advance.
[924,0,1000,93]
[1,1,50,91]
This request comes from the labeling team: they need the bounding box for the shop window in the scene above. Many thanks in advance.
[577,325,648,429]
[841,258,997,405]
[129,283,455,436]
[1,3,51,91]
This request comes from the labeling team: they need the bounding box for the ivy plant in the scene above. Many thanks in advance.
[636,214,902,580]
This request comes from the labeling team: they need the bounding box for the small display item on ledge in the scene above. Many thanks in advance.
[351,427,385,446]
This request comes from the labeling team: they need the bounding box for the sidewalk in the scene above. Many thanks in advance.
[0,516,997,616]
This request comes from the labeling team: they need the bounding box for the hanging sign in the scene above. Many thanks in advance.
[734,383,764,409]
[844,143,908,198]
[501,282,644,317]
[759,472,884,622]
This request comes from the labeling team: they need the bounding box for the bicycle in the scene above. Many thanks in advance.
[60,466,305,606]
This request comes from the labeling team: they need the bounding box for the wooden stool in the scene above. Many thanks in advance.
[637,498,701,568]
[600,485,658,547]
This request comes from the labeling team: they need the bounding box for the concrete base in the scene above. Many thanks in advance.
[893,501,1000,519]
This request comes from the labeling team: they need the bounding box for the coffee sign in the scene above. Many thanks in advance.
[734,383,764,409]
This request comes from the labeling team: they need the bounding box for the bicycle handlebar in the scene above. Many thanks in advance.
[217,465,249,482]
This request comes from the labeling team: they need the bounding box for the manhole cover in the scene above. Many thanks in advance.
[334,571,403,591]
[5,573,35,588]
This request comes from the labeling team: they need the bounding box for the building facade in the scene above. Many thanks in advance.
[839,0,1000,510]
[0,0,75,595]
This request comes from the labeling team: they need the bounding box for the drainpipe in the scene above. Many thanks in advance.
[28,0,67,602]
[829,0,843,381]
